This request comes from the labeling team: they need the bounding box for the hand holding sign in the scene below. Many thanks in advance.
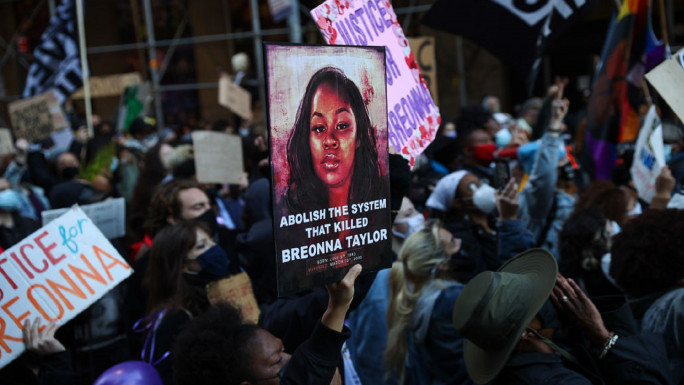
[23,318,65,355]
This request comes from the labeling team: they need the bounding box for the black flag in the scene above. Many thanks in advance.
[422,0,598,93]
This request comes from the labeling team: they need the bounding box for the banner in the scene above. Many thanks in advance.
[631,105,665,203]
[265,43,391,295]
[71,73,142,99]
[311,0,440,167]
[8,91,69,142]
[41,198,126,239]
[218,74,252,120]
[408,37,438,105]
[645,49,684,124]
[192,131,244,185]
[22,0,84,105]
[0,207,132,368]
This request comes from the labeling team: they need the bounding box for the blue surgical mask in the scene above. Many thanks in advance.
[195,245,229,279]
[664,144,673,163]
[495,128,512,148]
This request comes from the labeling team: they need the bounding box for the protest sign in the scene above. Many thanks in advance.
[116,83,151,131]
[8,90,68,142]
[41,198,126,239]
[192,131,244,185]
[631,105,666,203]
[206,272,260,324]
[0,129,15,156]
[218,74,252,120]
[267,0,291,22]
[0,206,132,369]
[645,48,684,124]
[265,43,391,296]
[408,37,439,105]
[71,72,143,99]
[311,0,441,167]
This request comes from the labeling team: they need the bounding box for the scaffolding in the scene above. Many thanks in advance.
[0,0,435,132]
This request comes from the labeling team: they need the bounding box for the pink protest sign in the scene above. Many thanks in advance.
[311,0,441,167]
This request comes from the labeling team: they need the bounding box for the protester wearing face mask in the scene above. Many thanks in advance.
[384,220,472,384]
[391,196,425,253]
[0,187,40,251]
[141,221,229,385]
[426,170,499,283]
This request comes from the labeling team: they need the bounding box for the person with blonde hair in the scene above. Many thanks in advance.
[384,219,473,384]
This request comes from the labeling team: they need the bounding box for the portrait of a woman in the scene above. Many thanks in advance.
[286,66,383,212]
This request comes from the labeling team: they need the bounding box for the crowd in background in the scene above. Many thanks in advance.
[0,77,683,385]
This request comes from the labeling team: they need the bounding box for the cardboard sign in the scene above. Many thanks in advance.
[408,37,439,105]
[71,72,143,99]
[311,0,441,167]
[218,74,252,120]
[0,129,15,156]
[0,207,133,369]
[631,105,666,203]
[8,91,68,142]
[41,198,126,239]
[645,48,684,124]
[206,272,260,324]
[192,131,244,185]
[265,43,391,296]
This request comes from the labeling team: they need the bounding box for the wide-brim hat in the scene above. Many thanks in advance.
[452,249,557,384]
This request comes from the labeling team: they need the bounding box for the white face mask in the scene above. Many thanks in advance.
[495,128,512,148]
[392,214,425,239]
[609,220,621,236]
[472,183,497,214]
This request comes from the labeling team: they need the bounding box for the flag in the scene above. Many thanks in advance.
[585,0,648,180]
[421,0,598,93]
[23,0,85,105]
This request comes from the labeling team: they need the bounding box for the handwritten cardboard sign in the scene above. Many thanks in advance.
[631,105,666,203]
[645,48,684,124]
[408,37,439,105]
[218,74,252,120]
[0,207,133,369]
[311,0,441,167]
[71,72,143,99]
[0,129,15,156]
[8,90,68,142]
[206,272,260,324]
[265,43,391,296]
[192,131,244,185]
[41,198,126,239]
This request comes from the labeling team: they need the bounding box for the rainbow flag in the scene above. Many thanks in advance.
[585,0,648,179]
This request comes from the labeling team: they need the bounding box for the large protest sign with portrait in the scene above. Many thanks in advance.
[265,43,391,296]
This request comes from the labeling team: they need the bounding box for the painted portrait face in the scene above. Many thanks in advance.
[309,82,358,189]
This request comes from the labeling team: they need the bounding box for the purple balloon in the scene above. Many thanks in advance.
[93,361,163,385]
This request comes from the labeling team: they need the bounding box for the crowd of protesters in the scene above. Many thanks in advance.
[0,76,683,385]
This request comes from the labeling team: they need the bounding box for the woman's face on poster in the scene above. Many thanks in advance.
[309,83,358,189]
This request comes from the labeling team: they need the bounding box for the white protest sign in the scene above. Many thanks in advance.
[631,105,666,203]
[645,48,684,124]
[0,206,132,369]
[311,0,441,168]
[0,129,15,156]
[218,74,252,120]
[41,198,126,239]
[192,131,244,185]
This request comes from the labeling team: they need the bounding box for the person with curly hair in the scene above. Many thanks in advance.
[610,209,684,383]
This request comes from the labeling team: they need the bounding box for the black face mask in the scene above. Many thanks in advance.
[61,166,80,180]
[194,208,219,237]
